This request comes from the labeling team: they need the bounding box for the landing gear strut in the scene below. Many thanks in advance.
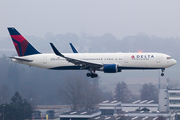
[161,69,165,76]
[86,71,98,78]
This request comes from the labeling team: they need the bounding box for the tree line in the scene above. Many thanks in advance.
[60,78,159,111]
[114,82,158,103]
[0,92,33,120]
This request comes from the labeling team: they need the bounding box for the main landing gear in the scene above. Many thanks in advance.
[86,69,98,78]
[161,69,165,76]
[86,72,98,78]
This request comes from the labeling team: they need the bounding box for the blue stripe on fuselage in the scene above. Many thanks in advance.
[49,66,164,70]
[49,66,82,70]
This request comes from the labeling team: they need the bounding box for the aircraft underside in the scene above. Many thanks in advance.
[49,66,165,78]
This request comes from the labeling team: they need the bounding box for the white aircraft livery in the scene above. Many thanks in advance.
[7,27,177,78]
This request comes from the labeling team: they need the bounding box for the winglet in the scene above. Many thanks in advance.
[50,43,64,57]
[69,43,79,53]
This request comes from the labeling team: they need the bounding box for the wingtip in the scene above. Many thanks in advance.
[7,27,15,28]
[50,43,54,48]
[50,42,64,57]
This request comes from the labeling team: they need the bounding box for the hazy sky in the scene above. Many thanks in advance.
[1,0,180,38]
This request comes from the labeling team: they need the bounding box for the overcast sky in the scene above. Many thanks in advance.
[1,0,180,38]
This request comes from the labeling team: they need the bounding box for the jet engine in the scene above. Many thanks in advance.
[103,64,121,73]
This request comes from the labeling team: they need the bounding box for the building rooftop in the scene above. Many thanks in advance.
[124,111,173,118]
[99,100,121,106]
[93,116,121,120]
[122,103,158,106]
[168,89,180,93]
[59,111,101,118]
[92,116,168,120]
[36,105,69,109]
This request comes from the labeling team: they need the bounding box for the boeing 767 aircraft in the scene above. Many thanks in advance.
[7,27,177,78]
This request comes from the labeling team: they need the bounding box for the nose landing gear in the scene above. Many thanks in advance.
[161,69,165,76]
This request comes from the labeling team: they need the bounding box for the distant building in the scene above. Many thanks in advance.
[159,88,180,119]
[124,111,173,118]
[159,88,168,111]
[98,100,121,115]
[35,105,70,118]
[98,100,158,116]
[92,116,121,120]
[32,110,41,119]
[159,88,180,111]
[168,89,180,111]
[59,110,175,120]
[36,88,180,120]
[59,111,101,120]
[121,103,158,111]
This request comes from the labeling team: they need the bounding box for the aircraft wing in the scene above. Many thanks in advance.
[9,57,33,62]
[50,43,103,68]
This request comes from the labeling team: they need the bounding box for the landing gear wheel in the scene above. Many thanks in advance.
[86,73,98,78]
[91,75,94,78]
[94,74,98,77]
[161,73,164,76]
[86,73,90,77]
[161,69,165,77]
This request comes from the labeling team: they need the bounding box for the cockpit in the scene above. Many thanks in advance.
[167,57,171,59]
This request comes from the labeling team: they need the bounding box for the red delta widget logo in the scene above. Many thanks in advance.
[131,55,154,59]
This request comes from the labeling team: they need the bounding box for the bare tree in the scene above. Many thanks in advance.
[139,83,158,103]
[59,76,83,110]
[114,82,132,103]
[103,91,114,101]
[59,76,102,110]
[83,82,103,110]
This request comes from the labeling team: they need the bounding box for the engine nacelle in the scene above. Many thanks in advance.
[103,64,119,73]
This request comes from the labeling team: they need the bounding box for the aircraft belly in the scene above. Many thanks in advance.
[134,62,146,67]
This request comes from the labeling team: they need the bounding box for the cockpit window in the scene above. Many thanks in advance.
[167,57,171,59]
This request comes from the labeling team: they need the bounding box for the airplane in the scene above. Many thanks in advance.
[7,27,177,78]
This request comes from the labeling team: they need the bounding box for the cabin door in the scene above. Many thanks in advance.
[124,56,129,63]
[156,56,160,63]
[43,57,47,64]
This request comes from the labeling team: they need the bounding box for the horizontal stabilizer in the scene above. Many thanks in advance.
[9,57,33,62]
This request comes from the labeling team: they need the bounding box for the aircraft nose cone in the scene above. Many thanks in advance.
[172,59,177,65]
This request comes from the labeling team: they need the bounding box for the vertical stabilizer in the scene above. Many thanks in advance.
[7,27,40,56]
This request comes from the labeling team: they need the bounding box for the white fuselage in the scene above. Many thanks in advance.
[12,52,177,72]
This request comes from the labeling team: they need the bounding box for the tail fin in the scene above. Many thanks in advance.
[7,27,40,56]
